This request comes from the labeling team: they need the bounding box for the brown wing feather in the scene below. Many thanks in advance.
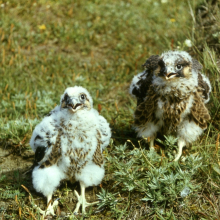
[190,92,211,129]
[134,86,159,127]
[131,55,160,105]
[39,128,62,169]
[131,73,153,106]
[142,55,160,71]
[92,130,104,167]
[197,73,211,101]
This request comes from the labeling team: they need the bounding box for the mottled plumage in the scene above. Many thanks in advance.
[130,51,211,161]
[30,86,111,216]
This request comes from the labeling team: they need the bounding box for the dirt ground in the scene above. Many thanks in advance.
[0,145,105,219]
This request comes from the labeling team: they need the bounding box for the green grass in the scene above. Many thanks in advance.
[0,0,220,219]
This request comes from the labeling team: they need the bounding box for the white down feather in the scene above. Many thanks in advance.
[30,86,111,197]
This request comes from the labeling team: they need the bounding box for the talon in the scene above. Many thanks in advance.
[34,200,59,217]
[73,182,99,214]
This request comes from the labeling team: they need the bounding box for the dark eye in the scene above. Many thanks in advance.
[80,94,85,100]
[176,64,183,70]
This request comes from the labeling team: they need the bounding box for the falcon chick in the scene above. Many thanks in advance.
[130,51,211,161]
[30,86,111,216]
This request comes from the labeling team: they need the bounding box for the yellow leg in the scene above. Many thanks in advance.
[73,181,99,215]
[174,139,185,161]
[35,194,59,217]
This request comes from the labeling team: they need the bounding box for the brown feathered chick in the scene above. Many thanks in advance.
[130,51,211,161]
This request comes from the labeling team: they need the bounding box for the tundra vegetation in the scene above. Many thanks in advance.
[0,0,220,219]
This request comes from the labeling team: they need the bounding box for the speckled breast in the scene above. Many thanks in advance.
[158,93,191,134]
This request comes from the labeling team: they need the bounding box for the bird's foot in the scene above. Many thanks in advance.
[150,145,155,151]
[149,137,155,151]
[73,190,98,215]
[35,199,59,217]
[174,139,185,162]
[173,152,182,162]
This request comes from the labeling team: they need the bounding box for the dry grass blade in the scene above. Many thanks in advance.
[21,184,31,195]
[15,194,18,204]
[26,207,37,220]
[208,50,220,74]
[21,184,34,204]
[138,144,155,168]
[216,133,220,159]
[203,194,220,219]
[216,134,219,149]
[19,207,21,218]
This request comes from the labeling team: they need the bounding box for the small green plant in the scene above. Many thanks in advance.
[97,188,119,210]
[97,188,128,219]
[157,135,178,160]
[0,168,6,183]
[0,188,25,199]
[106,141,205,217]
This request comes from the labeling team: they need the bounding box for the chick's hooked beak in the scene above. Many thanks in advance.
[164,67,178,80]
[66,96,83,112]
[158,59,177,80]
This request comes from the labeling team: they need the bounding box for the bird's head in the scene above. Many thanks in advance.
[154,51,200,81]
[60,86,93,113]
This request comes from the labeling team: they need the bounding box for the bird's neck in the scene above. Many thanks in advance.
[57,109,91,123]
[152,76,197,98]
